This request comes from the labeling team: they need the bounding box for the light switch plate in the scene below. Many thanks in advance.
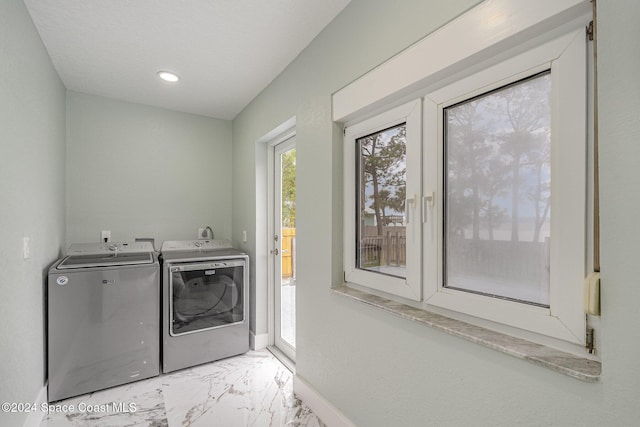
[23,237,30,259]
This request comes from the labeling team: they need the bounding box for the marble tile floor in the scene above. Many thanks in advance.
[41,350,325,427]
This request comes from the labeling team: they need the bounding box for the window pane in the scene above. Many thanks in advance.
[280,147,296,349]
[357,123,407,279]
[444,72,551,306]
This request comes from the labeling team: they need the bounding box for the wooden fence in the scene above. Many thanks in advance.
[360,227,406,267]
[282,227,296,278]
[359,230,548,285]
[447,237,550,285]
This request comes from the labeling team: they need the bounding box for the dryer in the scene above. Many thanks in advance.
[160,240,249,373]
[47,242,160,402]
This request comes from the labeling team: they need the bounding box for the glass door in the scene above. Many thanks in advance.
[273,138,296,360]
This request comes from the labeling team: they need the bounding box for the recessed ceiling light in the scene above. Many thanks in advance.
[157,71,180,82]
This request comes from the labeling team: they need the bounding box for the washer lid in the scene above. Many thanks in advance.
[57,252,154,269]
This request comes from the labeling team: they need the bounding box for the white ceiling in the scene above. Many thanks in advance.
[23,0,350,120]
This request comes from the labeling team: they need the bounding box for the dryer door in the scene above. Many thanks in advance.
[168,259,245,336]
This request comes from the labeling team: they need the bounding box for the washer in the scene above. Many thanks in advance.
[160,240,249,373]
[47,242,160,402]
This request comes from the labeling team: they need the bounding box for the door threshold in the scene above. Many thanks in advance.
[267,345,296,373]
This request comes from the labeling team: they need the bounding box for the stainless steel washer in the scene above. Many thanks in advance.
[47,242,160,402]
[160,240,249,373]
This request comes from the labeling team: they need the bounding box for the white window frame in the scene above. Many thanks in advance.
[336,0,592,347]
[344,100,422,301]
[423,28,587,344]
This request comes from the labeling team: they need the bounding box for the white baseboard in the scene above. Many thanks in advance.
[250,332,269,350]
[23,384,47,427]
[293,375,355,427]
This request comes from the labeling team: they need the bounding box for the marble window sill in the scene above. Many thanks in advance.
[333,285,601,382]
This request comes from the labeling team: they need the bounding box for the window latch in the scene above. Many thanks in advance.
[422,192,435,223]
[405,196,416,224]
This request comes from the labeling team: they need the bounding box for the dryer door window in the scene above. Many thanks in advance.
[169,260,245,336]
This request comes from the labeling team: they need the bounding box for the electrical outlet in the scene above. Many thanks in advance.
[101,230,111,242]
[243,230,247,243]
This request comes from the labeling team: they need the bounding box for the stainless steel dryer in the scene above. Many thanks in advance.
[47,242,160,402]
[160,240,249,373]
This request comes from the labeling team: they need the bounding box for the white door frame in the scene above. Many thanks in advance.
[267,130,296,361]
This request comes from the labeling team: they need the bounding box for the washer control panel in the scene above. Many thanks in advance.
[67,242,155,255]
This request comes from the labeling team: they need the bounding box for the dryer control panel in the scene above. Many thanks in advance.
[161,239,232,252]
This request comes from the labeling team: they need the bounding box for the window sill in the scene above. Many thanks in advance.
[332,285,601,382]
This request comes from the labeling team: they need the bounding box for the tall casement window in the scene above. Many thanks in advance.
[357,123,407,278]
[345,100,422,301]
[344,20,589,345]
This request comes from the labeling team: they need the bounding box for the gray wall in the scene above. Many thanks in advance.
[232,0,483,349]
[232,0,640,425]
[66,91,233,246]
[0,1,66,425]
[597,0,640,419]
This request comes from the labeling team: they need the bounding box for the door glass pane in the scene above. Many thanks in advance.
[357,124,407,279]
[445,72,551,306]
[280,147,296,348]
[171,266,244,335]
